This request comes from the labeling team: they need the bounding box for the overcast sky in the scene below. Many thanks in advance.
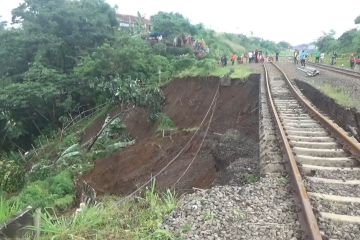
[1,0,359,46]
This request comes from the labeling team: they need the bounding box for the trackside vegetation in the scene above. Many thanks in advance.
[24,181,178,240]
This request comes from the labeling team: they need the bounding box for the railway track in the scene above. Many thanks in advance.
[264,62,360,240]
[308,62,360,79]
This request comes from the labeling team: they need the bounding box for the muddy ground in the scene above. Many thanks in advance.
[81,76,260,195]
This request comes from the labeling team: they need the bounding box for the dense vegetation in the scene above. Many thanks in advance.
[315,15,360,56]
[0,0,288,237]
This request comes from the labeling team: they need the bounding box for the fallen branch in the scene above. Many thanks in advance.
[85,105,135,152]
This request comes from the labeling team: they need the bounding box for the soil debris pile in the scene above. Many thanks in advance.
[82,76,259,195]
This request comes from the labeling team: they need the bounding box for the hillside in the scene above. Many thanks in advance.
[0,1,288,239]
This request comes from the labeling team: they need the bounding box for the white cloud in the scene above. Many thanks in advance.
[1,0,359,46]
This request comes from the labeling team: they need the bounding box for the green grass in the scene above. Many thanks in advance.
[244,173,260,184]
[25,181,178,240]
[317,83,360,108]
[156,113,177,137]
[215,33,246,54]
[178,63,251,80]
[229,65,251,80]
[0,197,23,224]
[177,65,228,78]
[203,210,215,221]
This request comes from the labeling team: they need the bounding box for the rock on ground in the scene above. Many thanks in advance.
[163,177,303,240]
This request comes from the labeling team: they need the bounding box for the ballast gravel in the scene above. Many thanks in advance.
[309,168,360,181]
[311,198,360,216]
[306,181,360,198]
[163,177,303,240]
[319,219,360,240]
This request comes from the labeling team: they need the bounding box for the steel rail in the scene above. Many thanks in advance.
[263,63,322,240]
[272,62,360,158]
[308,62,360,79]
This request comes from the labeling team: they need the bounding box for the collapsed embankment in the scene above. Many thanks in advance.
[295,79,360,141]
[81,76,260,196]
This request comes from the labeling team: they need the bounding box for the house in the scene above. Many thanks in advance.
[116,14,152,32]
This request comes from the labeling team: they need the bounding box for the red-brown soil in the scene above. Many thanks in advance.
[81,76,259,195]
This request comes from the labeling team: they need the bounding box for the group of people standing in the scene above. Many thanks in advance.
[247,50,264,63]
[220,50,264,67]
[294,50,359,70]
[220,54,239,67]
[293,49,309,67]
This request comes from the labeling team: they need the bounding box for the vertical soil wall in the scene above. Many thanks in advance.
[82,76,260,195]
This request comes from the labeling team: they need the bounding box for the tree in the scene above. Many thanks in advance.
[151,12,197,38]
[355,15,360,24]
[0,0,119,151]
[338,29,357,52]
[316,30,339,53]
[278,41,291,49]
[11,0,118,73]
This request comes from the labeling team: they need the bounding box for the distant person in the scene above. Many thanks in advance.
[243,52,249,63]
[300,50,308,67]
[221,55,228,67]
[275,52,279,61]
[248,51,253,63]
[294,49,299,64]
[231,54,238,65]
[350,53,356,69]
[331,51,337,65]
[255,49,259,63]
[320,53,325,63]
[315,51,321,63]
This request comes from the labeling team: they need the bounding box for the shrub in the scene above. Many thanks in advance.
[0,158,26,193]
[152,42,167,55]
[196,58,217,71]
[173,56,196,72]
[49,171,75,196]
[15,170,75,209]
[16,181,51,208]
[53,194,74,210]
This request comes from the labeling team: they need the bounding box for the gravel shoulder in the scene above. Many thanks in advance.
[163,177,303,240]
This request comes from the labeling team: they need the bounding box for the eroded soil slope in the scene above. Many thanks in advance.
[296,79,360,141]
[82,76,259,195]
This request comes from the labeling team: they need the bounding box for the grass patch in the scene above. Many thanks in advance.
[215,33,246,53]
[203,210,215,221]
[0,197,23,224]
[317,83,360,108]
[26,181,178,240]
[229,65,251,80]
[177,65,229,78]
[157,113,177,137]
[244,173,260,184]
[178,62,251,80]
